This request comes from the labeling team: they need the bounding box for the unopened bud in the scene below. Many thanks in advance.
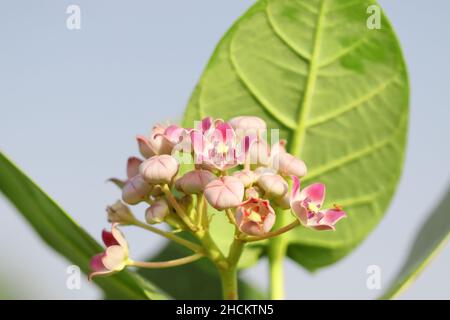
[122,175,152,205]
[140,155,179,185]
[204,177,244,211]
[106,201,135,225]
[175,170,216,194]
[273,152,307,178]
[233,170,257,188]
[145,199,170,224]
[257,174,288,198]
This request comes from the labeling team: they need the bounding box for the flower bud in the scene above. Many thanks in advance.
[204,176,244,211]
[106,201,135,225]
[245,186,262,199]
[273,152,307,178]
[145,199,170,224]
[229,116,267,138]
[140,155,179,184]
[136,124,173,158]
[122,175,152,205]
[235,198,276,236]
[257,174,288,198]
[175,170,217,194]
[232,170,257,188]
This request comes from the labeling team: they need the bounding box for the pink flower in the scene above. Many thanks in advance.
[89,224,130,280]
[235,198,276,236]
[190,117,248,171]
[204,176,244,210]
[137,124,187,158]
[139,154,179,185]
[290,176,346,231]
[175,169,217,194]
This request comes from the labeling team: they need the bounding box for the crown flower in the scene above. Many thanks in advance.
[91,115,349,301]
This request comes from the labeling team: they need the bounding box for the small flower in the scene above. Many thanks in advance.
[139,154,179,185]
[204,176,244,210]
[235,198,276,236]
[191,118,248,171]
[272,152,307,178]
[232,170,258,188]
[257,174,288,198]
[290,176,346,230]
[175,169,217,194]
[89,224,130,280]
[122,175,152,205]
[106,201,136,225]
[145,199,170,224]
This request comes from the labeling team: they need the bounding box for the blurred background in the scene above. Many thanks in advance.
[0,0,449,299]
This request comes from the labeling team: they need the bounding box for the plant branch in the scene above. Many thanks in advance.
[162,184,198,231]
[130,253,204,269]
[132,219,203,253]
[239,220,300,242]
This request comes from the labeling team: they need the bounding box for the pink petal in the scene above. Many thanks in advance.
[136,135,156,158]
[215,121,235,142]
[300,183,326,207]
[200,117,213,133]
[90,253,106,272]
[102,229,119,247]
[320,209,347,226]
[164,125,185,144]
[290,175,301,203]
[190,130,205,155]
[126,157,142,179]
[292,203,309,226]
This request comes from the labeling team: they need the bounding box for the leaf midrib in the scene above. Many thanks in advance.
[288,0,326,157]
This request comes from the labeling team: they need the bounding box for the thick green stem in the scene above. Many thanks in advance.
[220,237,244,300]
[268,210,288,300]
[219,267,239,300]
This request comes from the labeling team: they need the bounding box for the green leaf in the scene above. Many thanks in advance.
[138,241,265,299]
[380,186,450,299]
[0,151,167,300]
[183,0,409,270]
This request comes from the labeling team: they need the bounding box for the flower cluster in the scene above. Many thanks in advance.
[89,116,346,280]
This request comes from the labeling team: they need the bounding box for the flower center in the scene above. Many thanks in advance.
[216,142,229,154]
[307,202,320,213]
[247,211,262,223]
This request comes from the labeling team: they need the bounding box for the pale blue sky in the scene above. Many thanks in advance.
[0,0,449,299]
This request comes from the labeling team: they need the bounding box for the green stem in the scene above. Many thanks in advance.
[130,253,204,269]
[219,267,239,300]
[162,184,197,232]
[133,220,203,253]
[268,210,288,300]
[240,220,299,242]
[220,237,244,300]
